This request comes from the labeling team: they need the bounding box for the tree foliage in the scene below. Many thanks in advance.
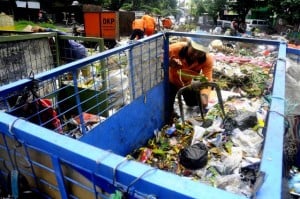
[227,0,257,20]
[268,0,300,25]
[205,0,227,21]
[190,0,226,22]
[127,0,178,16]
[83,0,177,14]
[60,0,300,26]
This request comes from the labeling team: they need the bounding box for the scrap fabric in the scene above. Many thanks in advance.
[128,39,277,197]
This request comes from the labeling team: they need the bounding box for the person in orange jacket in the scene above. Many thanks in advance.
[162,17,173,29]
[130,18,145,40]
[168,37,214,118]
[142,13,156,36]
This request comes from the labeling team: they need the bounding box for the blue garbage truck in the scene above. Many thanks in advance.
[0,31,293,199]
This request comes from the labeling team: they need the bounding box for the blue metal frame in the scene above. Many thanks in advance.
[0,32,291,199]
[287,47,300,63]
[258,42,287,199]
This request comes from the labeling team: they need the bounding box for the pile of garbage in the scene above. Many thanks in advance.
[128,39,278,197]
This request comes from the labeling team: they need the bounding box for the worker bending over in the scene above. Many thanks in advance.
[142,13,156,36]
[168,37,214,118]
[130,18,145,40]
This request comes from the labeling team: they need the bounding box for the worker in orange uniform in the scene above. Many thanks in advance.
[162,17,173,29]
[130,18,145,40]
[168,36,214,118]
[142,13,156,36]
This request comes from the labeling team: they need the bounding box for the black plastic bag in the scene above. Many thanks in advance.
[179,142,208,170]
[234,111,257,130]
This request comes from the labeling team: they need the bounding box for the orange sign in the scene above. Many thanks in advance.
[84,11,120,40]
[84,12,101,37]
[100,12,119,39]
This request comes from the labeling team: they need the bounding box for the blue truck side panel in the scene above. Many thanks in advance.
[81,83,166,156]
[258,42,286,199]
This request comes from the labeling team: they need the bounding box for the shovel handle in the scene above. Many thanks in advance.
[177,82,226,122]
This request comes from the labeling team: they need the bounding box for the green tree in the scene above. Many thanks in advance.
[205,0,227,21]
[227,0,257,20]
[268,0,300,25]
[108,0,127,10]
[131,0,142,10]
[120,0,178,16]
[191,0,206,16]
[80,0,128,10]
[60,0,178,15]
[191,0,226,22]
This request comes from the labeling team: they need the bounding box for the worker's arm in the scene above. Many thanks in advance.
[169,42,186,68]
[201,53,214,82]
[199,53,214,106]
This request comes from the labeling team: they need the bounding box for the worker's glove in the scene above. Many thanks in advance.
[200,93,208,108]
[169,57,182,68]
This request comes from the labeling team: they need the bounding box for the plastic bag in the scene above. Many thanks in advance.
[231,129,263,157]
[234,111,257,130]
[286,63,300,115]
[179,142,208,170]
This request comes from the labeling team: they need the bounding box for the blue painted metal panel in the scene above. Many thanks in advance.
[0,112,245,199]
[287,47,300,63]
[257,42,286,199]
[80,84,166,156]
[287,47,300,55]
[51,155,68,199]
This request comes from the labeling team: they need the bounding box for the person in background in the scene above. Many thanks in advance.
[38,10,43,22]
[142,13,156,36]
[168,36,214,118]
[162,17,173,29]
[32,26,88,79]
[31,26,87,63]
[38,10,52,23]
[238,20,246,34]
[230,18,239,36]
[129,18,145,40]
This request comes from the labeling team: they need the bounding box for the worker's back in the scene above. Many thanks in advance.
[142,15,155,29]
[142,14,156,36]
[132,18,145,31]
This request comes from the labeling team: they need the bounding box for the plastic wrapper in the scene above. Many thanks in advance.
[209,147,243,175]
[285,57,300,115]
[215,174,253,197]
[231,129,263,157]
